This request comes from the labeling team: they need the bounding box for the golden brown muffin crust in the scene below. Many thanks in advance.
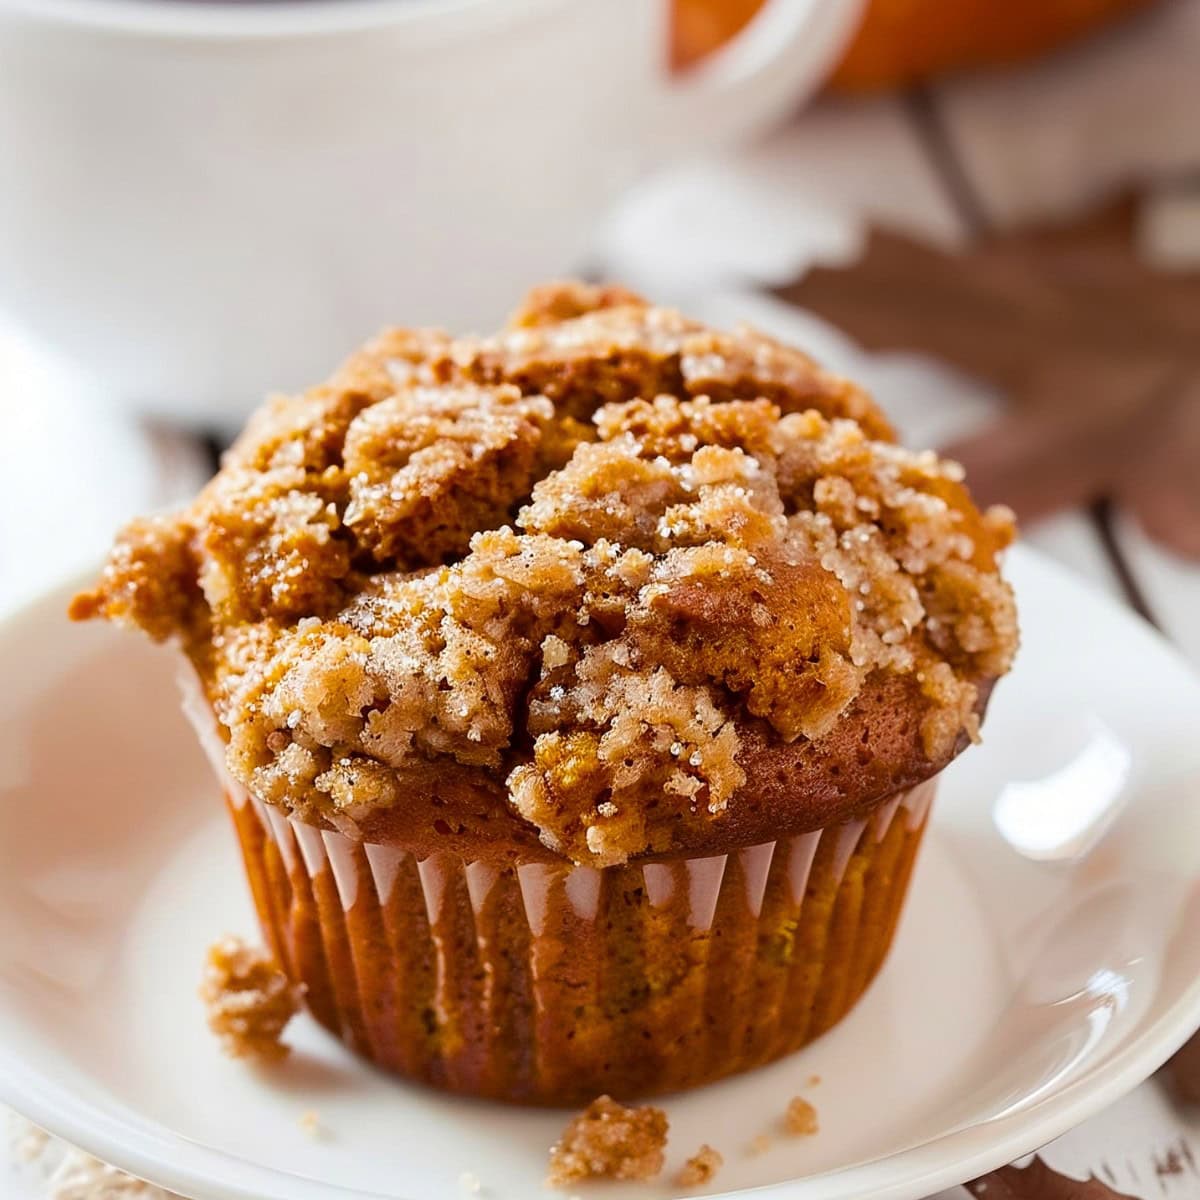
[73,282,1018,866]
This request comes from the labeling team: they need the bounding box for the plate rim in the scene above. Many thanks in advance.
[2,545,1200,1200]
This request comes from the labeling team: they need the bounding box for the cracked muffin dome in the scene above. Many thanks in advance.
[71,282,1018,868]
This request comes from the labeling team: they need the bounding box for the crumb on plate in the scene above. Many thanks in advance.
[547,1094,668,1186]
[784,1096,819,1137]
[298,1110,323,1139]
[676,1144,723,1187]
[199,935,299,1061]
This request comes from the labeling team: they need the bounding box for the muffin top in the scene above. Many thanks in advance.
[72,283,1018,867]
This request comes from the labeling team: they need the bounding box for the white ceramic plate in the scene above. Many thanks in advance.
[1,545,1199,1200]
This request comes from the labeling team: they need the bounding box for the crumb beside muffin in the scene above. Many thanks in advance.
[677,1144,724,1187]
[784,1096,820,1136]
[199,936,298,1061]
[547,1095,669,1185]
[74,281,1017,1103]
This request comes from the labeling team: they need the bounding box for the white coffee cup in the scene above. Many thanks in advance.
[0,0,861,425]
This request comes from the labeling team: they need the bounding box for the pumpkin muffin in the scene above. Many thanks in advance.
[72,282,1018,1104]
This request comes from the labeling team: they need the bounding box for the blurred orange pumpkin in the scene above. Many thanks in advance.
[672,0,1158,90]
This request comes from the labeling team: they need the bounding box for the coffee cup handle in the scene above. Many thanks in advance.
[650,0,865,147]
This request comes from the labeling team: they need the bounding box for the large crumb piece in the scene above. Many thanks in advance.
[199,935,298,1061]
[547,1095,668,1186]
[784,1096,819,1136]
[676,1144,724,1187]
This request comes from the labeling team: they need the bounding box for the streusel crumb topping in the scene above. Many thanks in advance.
[72,283,1017,865]
[547,1095,668,1186]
